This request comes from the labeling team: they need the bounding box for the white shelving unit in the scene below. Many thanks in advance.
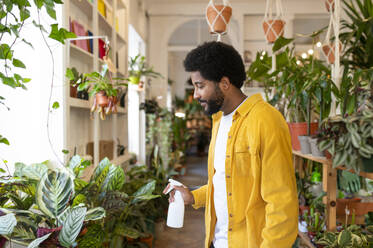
[64,0,130,167]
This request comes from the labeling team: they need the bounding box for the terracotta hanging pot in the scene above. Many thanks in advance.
[262,19,285,43]
[325,0,335,12]
[206,5,232,34]
[95,91,109,107]
[322,42,342,64]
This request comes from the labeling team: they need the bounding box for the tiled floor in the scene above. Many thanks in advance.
[154,155,208,248]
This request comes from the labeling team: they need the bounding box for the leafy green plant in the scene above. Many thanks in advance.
[303,207,325,238]
[73,157,161,247]
[247,37,334,126]
[317,225,373,247]
[340,0,373,69]
[0,156,105,247]
[127,54,162,85]
[318,82,373,172]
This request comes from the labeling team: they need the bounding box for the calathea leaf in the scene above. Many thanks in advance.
[0,213,17,235]
[93,157,111,180]
[14,162,48,180]
[36,170,74,219]
[58,206,87,248]
[27,233,52,248]
[133,180,156,197]
[84,207,105,221]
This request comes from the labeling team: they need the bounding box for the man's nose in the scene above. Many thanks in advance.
[193,90,200,100]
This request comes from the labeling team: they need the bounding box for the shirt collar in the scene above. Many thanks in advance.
[212,93,263,121]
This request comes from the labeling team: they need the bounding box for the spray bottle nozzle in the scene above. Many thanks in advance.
[164,179,184,194]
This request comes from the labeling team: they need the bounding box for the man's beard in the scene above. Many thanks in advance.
[200,84,224,115]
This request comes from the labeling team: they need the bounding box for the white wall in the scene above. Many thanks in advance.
[147,0,329,105]
[0,4,65,170]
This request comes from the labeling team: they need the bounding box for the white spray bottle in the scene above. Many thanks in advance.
[165,179,185,228]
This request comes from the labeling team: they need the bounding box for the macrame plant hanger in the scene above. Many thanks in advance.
[206,0,232,42]
[263,0,285,73]
[322,0,341,116]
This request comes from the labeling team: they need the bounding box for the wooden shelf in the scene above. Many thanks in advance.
[98,12,113,32]
[70,44,94,64]
[116,32,127,48]
[292,150,331,165]
[70,0,93,18]
[292,150,373,179]
[111,153,131,165]
[69,97,91,109]
[298,232,316,248]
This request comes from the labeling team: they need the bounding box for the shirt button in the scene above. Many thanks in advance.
[226,155,230,158]
[229,228,233,231]
[228,192,232,196]
[226,175,230,178]
[229,214,233,217]
[228,136,232,139]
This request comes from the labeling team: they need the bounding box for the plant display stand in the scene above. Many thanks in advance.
[294,150,373,232]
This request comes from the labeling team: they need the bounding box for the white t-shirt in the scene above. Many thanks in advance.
[213,98,247,248]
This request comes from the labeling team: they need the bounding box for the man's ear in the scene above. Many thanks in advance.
[219,76,231,91]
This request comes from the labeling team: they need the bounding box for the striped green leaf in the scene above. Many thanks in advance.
[14,162,48,180]
[58,206,87,248]
[27,233,52,248]
[0,213,17,235]
[36,171,74,219]
[84,207,105,221]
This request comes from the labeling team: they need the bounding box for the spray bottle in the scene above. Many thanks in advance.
[164,179,185,228]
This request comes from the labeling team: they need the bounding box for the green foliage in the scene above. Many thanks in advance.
[247,37,334,124]
[340,0,373,69]
[79,65,127,97]
[76,224,104,248]
[317,84,373,172]
[36,170,74,219]
[0,213,17,235]
[0,135,9,145]
[127,54,162,84]
[58,206,87,247]
[317,225,373,247]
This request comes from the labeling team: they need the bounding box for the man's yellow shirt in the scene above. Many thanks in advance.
[192,93,299,248]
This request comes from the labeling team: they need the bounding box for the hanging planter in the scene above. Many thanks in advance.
[322,42,342,64]
[325,0,335,12]
[263,0,285,43]
[206,0,232,41]
[262,19,285,43]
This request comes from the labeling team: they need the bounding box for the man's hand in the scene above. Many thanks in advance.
[163,184,195,205]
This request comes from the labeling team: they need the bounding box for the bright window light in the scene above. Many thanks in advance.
[316,42,322,48]
[308,49,314,55]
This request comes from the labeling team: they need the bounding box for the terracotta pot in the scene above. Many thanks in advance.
[322,42,342,64]
[325,0,335,12]
[95,91,109,107]
[140,234,153,247]
[70,85,78,98]
[206,5,232,34]
[262,19,285,43]
[288,122,318,151]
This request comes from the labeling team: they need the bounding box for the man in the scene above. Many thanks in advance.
[164,41,298,248]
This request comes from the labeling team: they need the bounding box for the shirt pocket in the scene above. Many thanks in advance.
[233,142,251,176]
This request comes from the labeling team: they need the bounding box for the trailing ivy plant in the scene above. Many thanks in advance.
[0,0,76,146]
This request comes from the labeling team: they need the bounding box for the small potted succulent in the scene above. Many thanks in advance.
[78,64,127,120]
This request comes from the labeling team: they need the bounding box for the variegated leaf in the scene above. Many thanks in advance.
[27,233,52,248]
[36,171,74,219]
[58,206,87,247]
[84,207,105,221]
[0,213,17,235]
[14,162,48,180]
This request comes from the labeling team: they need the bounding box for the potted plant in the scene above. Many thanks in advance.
[78,64,127,120]
[247,37,333,151]
[206,1,232,34]
[0,157,105,248]
[127,55,162,89]
[263,19,285,43]
[66,67,89,100]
